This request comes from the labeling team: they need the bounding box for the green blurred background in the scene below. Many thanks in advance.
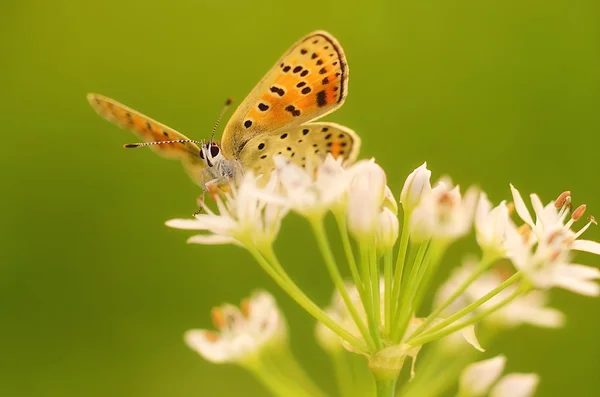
[2,0,599,396]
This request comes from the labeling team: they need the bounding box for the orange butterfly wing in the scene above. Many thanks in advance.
[220,30,349,159]
[87,94,206,185]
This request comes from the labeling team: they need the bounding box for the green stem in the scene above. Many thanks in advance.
[383,251,393,336]
[265,344,326,397]
[334,212,366,296]
[391,241,430,341]
[244,356,314,397]
[407,284,524,346]
[360,244,383,349]
[408,271,523,344]
[411,241,448,315]
[376,379,397,397]
[390,214,411,321]
[246,244,367,353]
[331,350,359,397]
[310,220,377,352]
[370,243,382,331]
[409,251,493,339]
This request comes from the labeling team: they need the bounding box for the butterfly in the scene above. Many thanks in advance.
[88,30,360,194]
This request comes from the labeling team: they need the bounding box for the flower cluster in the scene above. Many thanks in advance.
[168,157,600,396]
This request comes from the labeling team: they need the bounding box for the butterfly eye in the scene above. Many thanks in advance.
[210,144,220,158]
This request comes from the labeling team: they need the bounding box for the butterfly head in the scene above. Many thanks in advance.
[199,142,224,168]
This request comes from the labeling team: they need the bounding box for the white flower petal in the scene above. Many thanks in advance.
[490,373,539,397]
[400,162,432,210]
[187,235,241,245]
[461,325,485,352]
[554,264,600,297]
[530,193,545,228]
[572,239,600,255]
[185,330,233,364]
[510,184,534,228]
[502,292,566,328]
[460,355,506,397]
[166,219,210,230]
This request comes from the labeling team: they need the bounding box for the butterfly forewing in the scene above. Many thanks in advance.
[221,31,349,158]
[238,122,360,177]
[87,93,206,185]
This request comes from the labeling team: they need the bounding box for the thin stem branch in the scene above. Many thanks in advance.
[370,243,381,330]
[407,286,523,346]
[334,212,367,299]
[246,244,367,353]
[310,220,377,351]
[391,241,430,341]
[409,254,496,339]
[359,243,383,349]
[390,213,411,321]
[383,251,393,336]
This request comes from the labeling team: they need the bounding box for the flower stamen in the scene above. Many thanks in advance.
[554,191,571,208]
[211,307,225,330]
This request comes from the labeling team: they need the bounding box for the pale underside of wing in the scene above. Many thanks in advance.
[87,93,206,185]
[220,30,349,158]
[237,122,361,177]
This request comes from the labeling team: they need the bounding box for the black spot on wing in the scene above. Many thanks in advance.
[316,91,327,107]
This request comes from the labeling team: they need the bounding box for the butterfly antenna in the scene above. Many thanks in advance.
[124,139,203,148]
[210,98,233,146]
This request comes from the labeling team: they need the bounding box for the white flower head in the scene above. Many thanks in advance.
[435,259,565,331]
[315,307,344,352]
[410,179,479,243]
[475,193,511,257]
[460,356,539,397]
[489,373,539,397]
[506,185,600,296]
[400,162,432,212]
[166,172,288,247]
[347,160,388,239]
[459,355,506,397]
[185,290,286,364]
[273,154,356,219]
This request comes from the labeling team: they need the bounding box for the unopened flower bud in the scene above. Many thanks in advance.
[400,162,432,212]
[347,161,387,239]
[376,208,400,251]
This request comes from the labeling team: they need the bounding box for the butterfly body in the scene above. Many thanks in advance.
[88,31,360,192]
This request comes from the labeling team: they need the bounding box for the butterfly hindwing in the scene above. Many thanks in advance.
[87,93,206,185]
[238,122,360,177]
[221,31,349,159]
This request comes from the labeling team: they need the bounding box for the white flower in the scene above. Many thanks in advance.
[315,307,344,352]
[400,162,432,211]
[435,260,565,330]
[376,207,400,251]
[506,186,600,296]
[489,373,539,397]
[459,356,539,397]
[475,193,511,257]
[273,154,355,218]
[185,290,286,364]
[347,160,388,239]
[166,172,288,247]
[410,179,479,242]
[459,355,506,397]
